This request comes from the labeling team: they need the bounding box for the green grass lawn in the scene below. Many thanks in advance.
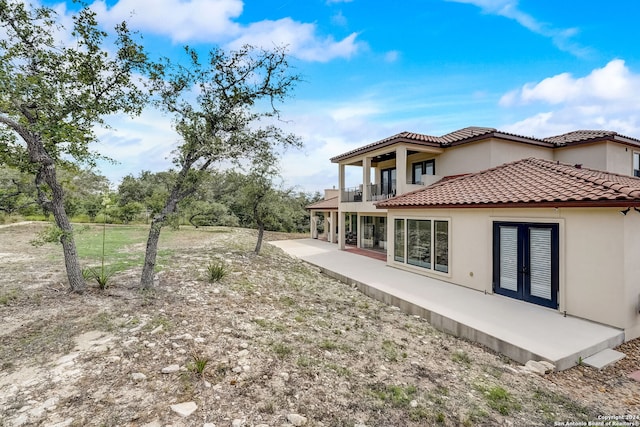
[74,224,170,272]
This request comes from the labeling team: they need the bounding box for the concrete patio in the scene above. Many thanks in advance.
[270,238,625,371]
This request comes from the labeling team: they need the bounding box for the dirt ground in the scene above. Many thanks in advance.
[1,223,639,427]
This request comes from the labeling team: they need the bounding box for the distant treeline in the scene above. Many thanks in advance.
[0,166,321,233]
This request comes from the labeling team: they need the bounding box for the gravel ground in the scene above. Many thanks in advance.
[0,223,638,426]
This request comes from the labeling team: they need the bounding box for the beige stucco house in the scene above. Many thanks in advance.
[311,127,640,341]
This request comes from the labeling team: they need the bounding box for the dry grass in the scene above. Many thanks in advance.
[0,223,633,426]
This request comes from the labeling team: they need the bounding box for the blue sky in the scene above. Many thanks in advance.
[38,0,640,191]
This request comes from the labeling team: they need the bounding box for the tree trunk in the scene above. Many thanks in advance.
[140,217,163,289]
[140,194,180,289]
[30,140,85,292]
[254,221,264,254]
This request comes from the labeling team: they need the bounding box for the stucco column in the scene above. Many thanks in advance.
[338,211,345,249]
[396,146,407,195]
[362,156,371,201]
[310,211,317,238]
[338,163,345,202]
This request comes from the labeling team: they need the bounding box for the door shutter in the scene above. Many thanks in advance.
[499,226,518,292]
[529,228,552,300]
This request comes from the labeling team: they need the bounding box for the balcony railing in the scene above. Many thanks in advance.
[342,186,363,202]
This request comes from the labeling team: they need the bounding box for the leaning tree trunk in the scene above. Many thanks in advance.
[35,153,85,292]
[254,220,265,254]
[140,195,180,289]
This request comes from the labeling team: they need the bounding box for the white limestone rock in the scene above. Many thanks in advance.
[169,401,197,418]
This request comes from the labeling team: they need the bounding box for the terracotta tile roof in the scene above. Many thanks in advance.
[306,196,338,210]
[543,130,619,145]
[330,126,550,162]
[330,126,640,163]
[376,158,640,209]
[543,130,640,146]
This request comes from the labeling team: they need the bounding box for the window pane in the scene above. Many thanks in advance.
[394,219,405,262]
[434,220,448,273]
[634,153,640,177]
[361,216,374,249]
[408,219,431,268]
[425,160,435,175]
[499,226,518,292]
[529,228,552,300]
[413,163,423,184]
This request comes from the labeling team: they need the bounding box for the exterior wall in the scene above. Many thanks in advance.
[386,207,637,335]
[624,212,640,340]
[553,143,607,171]
[607,142,635,175]
[553,141,635,176]
[437,139,552,176]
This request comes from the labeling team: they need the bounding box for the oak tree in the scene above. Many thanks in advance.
[140,45,300,288]
[0,1,149,291]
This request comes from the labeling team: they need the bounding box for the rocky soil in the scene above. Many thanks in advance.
[0,223,639,426]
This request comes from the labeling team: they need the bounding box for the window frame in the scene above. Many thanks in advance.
[633,152,640,177]
[411,159,436,184]
[394,216,450,275]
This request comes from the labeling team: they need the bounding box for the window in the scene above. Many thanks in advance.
[434,220,449,273]
[395,218,449,273]
[634,152,640,177]
[412,159,435,184]
[381,168,396,196]
[394,219,404,262]
[408,219,431,268]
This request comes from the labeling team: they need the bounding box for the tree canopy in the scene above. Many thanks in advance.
[0,1,150,291]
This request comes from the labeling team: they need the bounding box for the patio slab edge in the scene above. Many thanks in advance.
[309,262,624,371]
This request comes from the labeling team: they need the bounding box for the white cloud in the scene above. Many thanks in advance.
[499,60,640,138]
[90,0,243,43]
[227,18,361,62]
[448,0,588,56]
[500,60,640,107]
[87,0,361,62]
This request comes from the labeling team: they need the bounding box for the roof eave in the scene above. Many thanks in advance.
[378,200,640,209]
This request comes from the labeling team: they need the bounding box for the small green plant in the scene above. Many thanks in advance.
[319,340,338,351]
[452,349,472,366]
[30,225,69,247]
[83,265,116,290]
[187,351,209,377]
[0,288,19,305]
[382,339,399,362]
[476,385,521,415]
[272,342,293,359]
[207,261,227,283]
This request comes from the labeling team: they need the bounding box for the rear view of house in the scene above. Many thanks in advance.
[309,127,640,341]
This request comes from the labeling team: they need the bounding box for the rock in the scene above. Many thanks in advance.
[280,372,290,382]
[161,364,180,374]
[131,372,147,381]
[232,366,242,373]
[538,360,556,372]
[150,325,163,334]
[287,413,308,426]
[237,349,249,358]
[222,328,232,334]
[240,342,249,349]
[231,419,245,426]
[524,360,549,375]
[203,423,217,427]
[170,401,197,418]
[409,400,418,408]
